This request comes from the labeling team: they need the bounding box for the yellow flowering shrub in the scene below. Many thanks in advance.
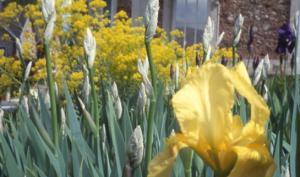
[0,50,22,96]
[0,0,235,96]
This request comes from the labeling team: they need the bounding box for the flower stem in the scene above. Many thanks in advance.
[232,46,236,65]
[44,41,58,146]
[144,40,157,173]
[87,62,101,166]
[88,67,100,129]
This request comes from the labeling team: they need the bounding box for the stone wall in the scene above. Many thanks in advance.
[219,0,291,59]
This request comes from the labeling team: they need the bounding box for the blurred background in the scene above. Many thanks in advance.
[1,0,300,58]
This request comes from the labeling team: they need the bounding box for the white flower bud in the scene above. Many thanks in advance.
[262,54,271,79]
[83,65,91,104]
[234,14,244,35]
[263,85,269,102]
[253,54,271,85]
[203,16,214,53]
[30,88,39,100]
[137,83,147,114]
[44,12,56,42]
[111,81,119,99]
[233,14,244,46]
[115,97,122,120]
[216,32,225,47]
[233,30,242,46]
[205,46,211,62]
[110,82,122,119]
[137,58,149,76]
[84,28,96,69]
[78,97,98,134]
[253,62,262,86]
[42,0,56,42]
[21,96,29,115]
[144,0,159,42]
[60,108,66,136]
[127,126,144,168]
[137,58,153,95]
[42,0,55,22]
[24,61,32,81]
[15,38,23,55]
[203,17,224,54]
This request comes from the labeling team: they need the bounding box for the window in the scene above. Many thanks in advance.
[104,0,118,21]
[172,0,209,45]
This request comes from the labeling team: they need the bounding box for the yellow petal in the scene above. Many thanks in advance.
[231,62,270,131]
[228,145,275,177]
[230,63,270,145]
[172,64,235,148]
[227,115,243,141]
[147,134,187,177]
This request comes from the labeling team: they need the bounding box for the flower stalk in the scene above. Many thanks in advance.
[144,39,157,169]
[44,41,59,146]
[88,67,99,130]
[232,46,236,65]
[84,28,99,132]
[144,0,159,171]
[83,27,101,167]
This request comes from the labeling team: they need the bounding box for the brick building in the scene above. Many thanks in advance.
[1,0,299,58]
[107,0,299,58]
[106,0,213,45]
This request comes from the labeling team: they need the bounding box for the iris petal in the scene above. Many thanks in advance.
[148,62,275,177]
[229,145,275,177]
[147,134,187,177]
[172,64,235,148]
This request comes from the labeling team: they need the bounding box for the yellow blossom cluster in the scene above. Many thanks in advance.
[0,0,235,96]
[0,50,22,96]
[185,44,238,64]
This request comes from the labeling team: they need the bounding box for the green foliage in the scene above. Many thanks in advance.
[0,71,298,177]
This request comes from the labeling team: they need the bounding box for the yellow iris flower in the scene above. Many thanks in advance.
[148,62,275,177]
